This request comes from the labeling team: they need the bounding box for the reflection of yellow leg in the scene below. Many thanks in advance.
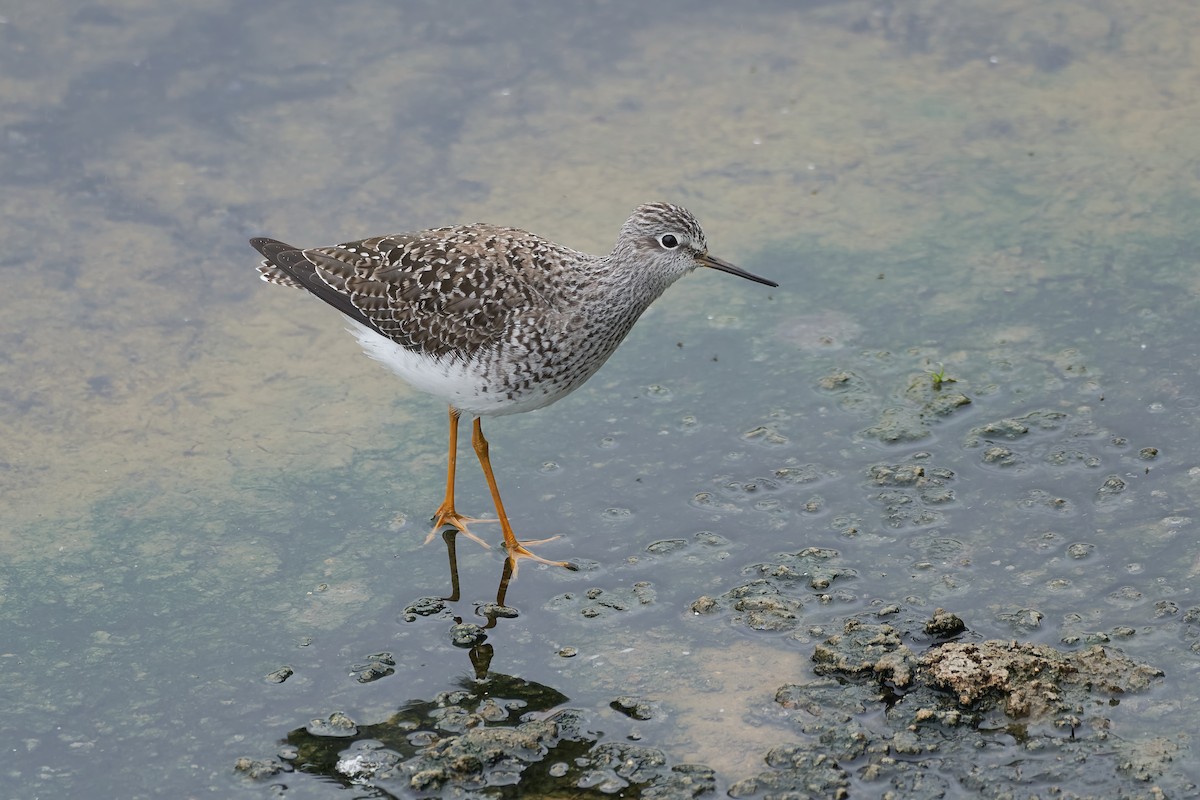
[439,529,461,603]
[471,417,574,575]
[425,407,495,548]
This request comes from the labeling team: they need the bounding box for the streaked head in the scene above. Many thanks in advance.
[616,202,778,288]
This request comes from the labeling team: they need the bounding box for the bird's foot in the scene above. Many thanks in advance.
[504,536,578,577]
[425,503,499,548]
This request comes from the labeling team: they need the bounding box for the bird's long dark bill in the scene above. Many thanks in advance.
[697,253,778,287]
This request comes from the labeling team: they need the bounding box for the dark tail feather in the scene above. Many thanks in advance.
[249,237,379,332]
[250,237,299,263]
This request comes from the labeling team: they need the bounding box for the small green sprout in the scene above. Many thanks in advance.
[928,363,956,389]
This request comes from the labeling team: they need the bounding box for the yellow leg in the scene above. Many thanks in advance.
[471,416,574,575]
[425,407,495,547]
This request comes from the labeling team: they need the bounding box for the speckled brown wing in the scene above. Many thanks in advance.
[254,225,555,361]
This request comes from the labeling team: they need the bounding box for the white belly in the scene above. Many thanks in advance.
[345,318,565,416]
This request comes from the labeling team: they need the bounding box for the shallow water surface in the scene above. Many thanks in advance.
[2,0,1199,797]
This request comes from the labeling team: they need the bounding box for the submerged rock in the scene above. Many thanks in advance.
[812,619,916,687]
[690,548,856,632]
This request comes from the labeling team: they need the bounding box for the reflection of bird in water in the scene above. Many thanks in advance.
[436,527,516,677]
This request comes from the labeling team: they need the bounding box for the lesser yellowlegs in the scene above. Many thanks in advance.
[250,202,777,571]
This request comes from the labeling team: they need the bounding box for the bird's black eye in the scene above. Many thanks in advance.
[658,233,679,249]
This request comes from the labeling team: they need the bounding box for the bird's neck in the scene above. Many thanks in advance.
[591,249,680,313]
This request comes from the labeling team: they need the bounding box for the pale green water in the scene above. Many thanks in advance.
[1,0,1198,797]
